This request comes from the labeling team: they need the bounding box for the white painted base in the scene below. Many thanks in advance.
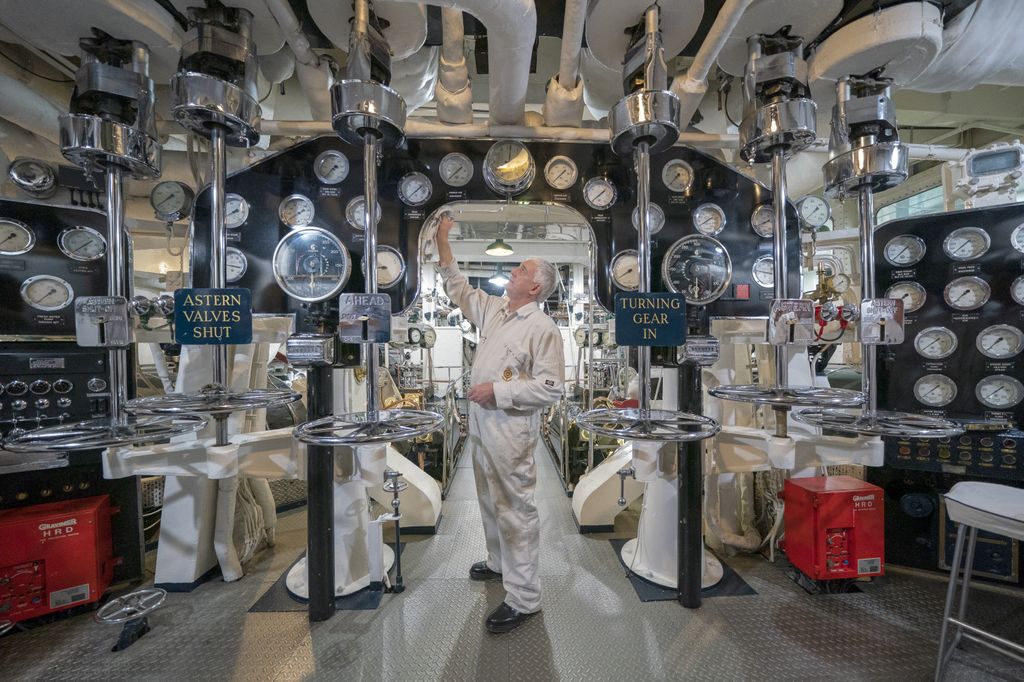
[620,538,724,589]
[285,545,396,599]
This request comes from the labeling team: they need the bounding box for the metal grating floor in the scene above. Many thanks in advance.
[2,445,1023,681]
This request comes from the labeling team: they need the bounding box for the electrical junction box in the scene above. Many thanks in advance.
[781,476,884,580]
[0,495,117,623]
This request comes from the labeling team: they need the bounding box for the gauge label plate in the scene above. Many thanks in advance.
[174,288,253,345]
[74,296,131,348]
[860,298,905,345]
[339,293,392,343]
[614,293,686,347]
[768,299,815,345]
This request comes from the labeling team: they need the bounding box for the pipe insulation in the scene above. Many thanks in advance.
[542,0,587,128]
[434,8,473,124]
[263,0,333,121]
[0,71,63,145]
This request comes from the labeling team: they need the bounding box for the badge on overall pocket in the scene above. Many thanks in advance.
[502,367,514,381]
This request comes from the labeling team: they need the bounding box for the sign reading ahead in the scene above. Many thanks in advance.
[338,293,392,343]
[614,293,686,347]
[174,288,252,345]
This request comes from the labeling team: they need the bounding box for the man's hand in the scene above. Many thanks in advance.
[467,382,496,406]
[436,211,455,267]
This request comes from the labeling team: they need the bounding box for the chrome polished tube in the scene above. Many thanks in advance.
[859,186,878,414]
[636,140,652,414]
[364,134,380,422]
[105,166,128,424]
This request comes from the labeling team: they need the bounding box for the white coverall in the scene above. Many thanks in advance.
[441,261,564,613]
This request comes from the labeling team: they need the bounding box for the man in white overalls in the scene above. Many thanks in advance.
[436,212,564,633]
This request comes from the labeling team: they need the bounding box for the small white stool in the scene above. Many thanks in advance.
[935,481,1024,680]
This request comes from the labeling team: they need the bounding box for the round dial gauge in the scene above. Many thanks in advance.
[422,327,437,348]
[398,171,433,206]
[662,159,693,193]
[610,250,639,291]
[272,227,351,302]
[58,226,106,261]
[544,155,578,190]
[662,235,732,305]
[345,196,381,230]
[831,273,851,294]
[573,327,587,346]
[943,276,990,311]
[632,202,665,235]
[943,226,990,261]
[1012,223,1024,254]
[750,203,774,238]
[976,375,1024,410]
[692,203,726,235]
[483,140,535,196]
[9,158,56,195]
[225,247,247,282]
[752,255,774,288]
[796,196,831,228]
[583,177,617,210]
[0,218,36,256]
[914,374,958,408]
[278,194,315,228]
[408,327,423,345]
[314,150,349,185]
[366,245,406,289]
[1012,275,1024,306]
[885,281,926,313]
[150,181,195,221]
[884,235,926,267]
[225,193,249,229]
[439,152,473,187]
[20,275,73,311]
[914,327,958,360]
[976,324,1024,360]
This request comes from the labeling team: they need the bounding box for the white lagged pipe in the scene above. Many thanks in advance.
[434,8,473,124]
[543,0,587,127]
[263,0,333,121]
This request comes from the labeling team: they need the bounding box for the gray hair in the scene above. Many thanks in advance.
[528,258,559,302]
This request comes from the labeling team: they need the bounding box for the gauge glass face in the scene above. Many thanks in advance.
[9,159,55,193]
[150,181,192,219]
[483,140,535,195]
[398,172,433,206]
[573,327,587,346]
[943,276,990,311]
[662,159,693,193]
[883,235,926,267]
[20,275,73,311]
[976,324,1024,360]
[278,194,315,228]
[610,250,639,291]
[0,218,36,256]
[1013,275,1024,306]
[225,247,247,283]
[797,196,831,228]
[423,327,437,347]
[314,150,349,185]
[225,194,249,229]
[662,235,732,305]
[439,152,473,187]
[914,327,958,360]
[976,375,1024,410]
[345,196,381,230]
[943,226,990,261]
[583,177,616,210]
[885,281,926,313]
[752,255,774,288]
[272,227,351,302]
[831,273,850,294]
[367,245,406,289]
[692,203,726,235]
[1012,223,1024,254]
[750,204,774,238]
[58,226,106,261]
[409,327,422,344]
[544,155,578,190]
[914,374,958,407]
[632,202,665,235]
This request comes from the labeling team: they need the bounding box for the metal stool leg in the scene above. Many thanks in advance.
[936,523,967,681]
[953,527,979,648]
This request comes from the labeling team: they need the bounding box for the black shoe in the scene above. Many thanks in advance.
[469,561,502,582]
[485,602,535,634]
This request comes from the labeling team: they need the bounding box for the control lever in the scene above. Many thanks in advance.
[617,466,636,507]
[383,469,407,594]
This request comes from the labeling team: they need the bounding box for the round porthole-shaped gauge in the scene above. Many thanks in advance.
[278,194,315,228]
[796,195,831,229]
[225,247,247,283]
[345,196,381,230]
[943,226,991,261]
[610,250,640,291]
[272,227,351,302]
[573,327,587,346]
[58,226,106,261]
[399,171,433,206]
[914,374,958,408]
[544,155,578,190]
[583,177,617,210]
[884,235,926,267]
[1012,275,1024,306]
[364,245,406,289]
[8,158,56,196]
[314,149,349,185]
[483,140,535,196]
[422,327,437,348]
[150,180,195,222]
[914,326,958,360]
[0,218,36,256]
[632,202,665,235]
[752,255,774,288]
[976,375,1024,410]
[439,152,473,187]
[943,276,990,311]
[692,203,726,235]
[20,275,74,311]
[225,193,249,229]
[976,324,1024,360]
[662,234,732,305]
[1012,223,1024,254]
[661,158,693,193]
[750,203,774,238]
[885,281,926,313]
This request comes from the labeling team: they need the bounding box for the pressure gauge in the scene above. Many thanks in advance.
[914,327,958,360]
[610,250,640,291]
[544,156,578,190]
[943,226,990,261]
[750,203,774,238]
[272,227,351,302]
[439,152,473,187]
[632,202,665,235]
[1012,275,1024,305]
[692,203,726,235]
[573,327,587,346]
[398,171,433,206]
[831,273,851,294]
[422,327,437,348]
[345,196,381,230]
[150,181,196,222]
[914,374,958,407]
[278,194,315,228]
[943,276,990,311]
[366,245,406,289]
[314,149,349,185]
[977,375,1024,409]
[752,255,774,288]
[884,235,926,267]
[976,324,1024,360]
[591,330,603,346]
[58,226,106,261]
[662,159,693,193]
[796,195,831,228]
[408,327,423,345]
[885,281,926,313]
[483,140,535,196]
[225,247,247,283]
[1012,223,1024,254]
[0,218,36,256]
[8,158,56,196]
[225,193,249,229]
[583,177,617,210]
[20,275,73,311]
[662,234,732,305]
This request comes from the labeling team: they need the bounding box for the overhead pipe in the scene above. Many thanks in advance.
[0,71,64,144]
[263,0,334,120]
[434,8,473,124]
[542,0,587,127]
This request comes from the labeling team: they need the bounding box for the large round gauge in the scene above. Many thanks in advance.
[583,177,616,210]
[662,234,732,305]
[883,235,926,267]
[8,158,56,196]
[750,203,774,238]
[398,171,433,206]
[272,227,351,302]
[831,273,851,294]
[483,140,535,196]
[439,152,473,187]
[914,327,958,360]
[314,150,349,185]
[796,196,831,229]
[278,194,315,228]
[422,327,437,348]
[885,281,926,313]
[1013,275,1024,306]
[632,202,665,235]
[58,226,106,261]
[345,196,381,230]
[20,275,73,311]
[692,203,726,235]
[942,226,990,261]
[610,250,639,291]
[573,327,587,347]
[225,247,247,283]
[0,218,36,256]
[1012,223,1024,254]
[976,324,1024,360]
[976,375,1024,410]
[365,245,406,289]
[150,181,195,222]
[662,159,693,193]
[914,374,957,407]
[408,327,423,345]
[752,255,774,288]
[544,156,578,190]
[943,276,990,311]
[225,193,249,229]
